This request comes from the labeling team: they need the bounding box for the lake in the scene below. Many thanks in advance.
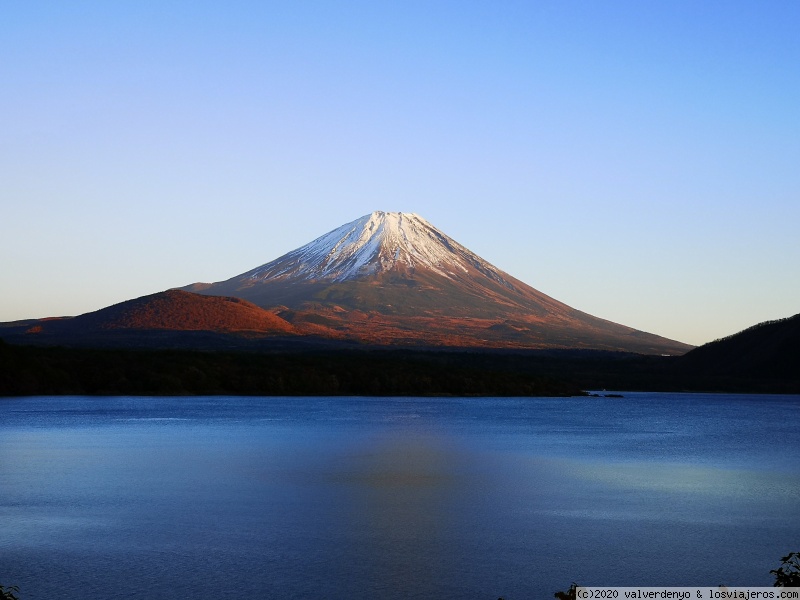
[1,393,799,599]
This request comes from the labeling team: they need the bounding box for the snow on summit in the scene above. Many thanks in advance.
[244,211,504,283]
[178,210,693,354]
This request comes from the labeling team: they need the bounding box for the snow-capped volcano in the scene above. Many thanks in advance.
[183,211,692,354]
[242,211,507,286]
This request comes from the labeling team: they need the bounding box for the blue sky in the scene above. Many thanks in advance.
[2,1,798,346]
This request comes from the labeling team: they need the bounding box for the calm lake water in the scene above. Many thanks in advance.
[1,393,799,600]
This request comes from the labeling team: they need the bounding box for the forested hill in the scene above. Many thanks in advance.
[677,313,800,380]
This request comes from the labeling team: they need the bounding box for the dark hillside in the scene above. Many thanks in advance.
[677,313,800,380]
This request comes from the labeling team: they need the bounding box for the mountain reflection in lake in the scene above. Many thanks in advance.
[1,393,799,599]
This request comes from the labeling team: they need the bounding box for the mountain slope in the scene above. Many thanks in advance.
[677,313,800,379]
[184,211,691,354]
[19,290,297,337]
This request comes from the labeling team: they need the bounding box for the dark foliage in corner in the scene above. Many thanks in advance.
[546,551,800,600]
[0,583,19,600]
[771,552,800,587]
[554,582,579,600]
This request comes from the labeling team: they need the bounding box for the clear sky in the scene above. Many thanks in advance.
[2,1,798,346]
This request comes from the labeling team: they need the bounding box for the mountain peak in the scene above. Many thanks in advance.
[243,211,501,284]
[180,212,693,354]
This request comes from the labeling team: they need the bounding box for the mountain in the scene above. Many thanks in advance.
[677,313,800,380]
[70,289,296,333]
[1,290,298,348]
[183,211,691,354]
[53,289,295,333]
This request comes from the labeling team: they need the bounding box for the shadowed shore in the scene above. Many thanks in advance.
[2,334,798,396]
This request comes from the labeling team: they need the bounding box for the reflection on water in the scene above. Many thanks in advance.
[568,459,800,498]
[0,393,799,599]
[332,433,461,597]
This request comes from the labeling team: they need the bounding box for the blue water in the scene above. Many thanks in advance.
[1,393,799,599]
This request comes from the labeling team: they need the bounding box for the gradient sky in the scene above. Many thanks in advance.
[2,1,798,346]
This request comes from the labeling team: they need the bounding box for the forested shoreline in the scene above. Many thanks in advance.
[2,338,798,396]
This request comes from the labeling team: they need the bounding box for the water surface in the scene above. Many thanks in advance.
[1,393,799,599]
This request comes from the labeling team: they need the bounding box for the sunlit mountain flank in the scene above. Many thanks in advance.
[182,211,691,354]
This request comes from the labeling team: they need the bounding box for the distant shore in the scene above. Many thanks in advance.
[2,338,797,396]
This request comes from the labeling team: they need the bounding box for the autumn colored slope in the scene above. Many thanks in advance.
[184,212,692,355]
[17,290,296,337]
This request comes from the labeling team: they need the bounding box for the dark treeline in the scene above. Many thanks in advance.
[0,339,580,397]
[2,337,799,396]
